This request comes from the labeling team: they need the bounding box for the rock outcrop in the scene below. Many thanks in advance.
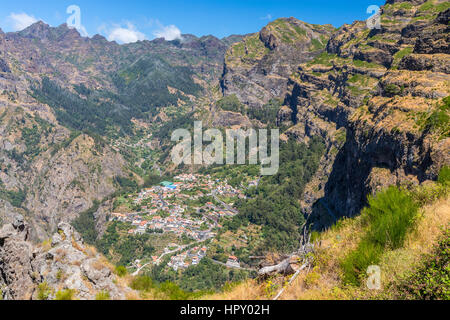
[0,215,130,300]
[279,0,450,228]
[222,18,335,110]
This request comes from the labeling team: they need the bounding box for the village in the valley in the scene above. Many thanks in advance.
[108,173,255,272]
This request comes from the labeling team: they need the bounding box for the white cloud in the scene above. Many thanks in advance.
[8,12,38,31]
[153,24,182,41]
[260,14,273,21]
[106,22,146,44]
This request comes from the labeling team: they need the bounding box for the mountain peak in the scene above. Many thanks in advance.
[17,21,51,38]
[91,34,108,42]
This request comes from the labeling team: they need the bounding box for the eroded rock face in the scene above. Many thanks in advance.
[222,18,335,110]
[0,216,130,300]
[274,0,450,229]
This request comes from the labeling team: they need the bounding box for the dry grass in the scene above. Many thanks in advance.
[206,280,266,300]
[205,190,449,300]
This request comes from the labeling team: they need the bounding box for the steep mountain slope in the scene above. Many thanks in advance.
[277,0,450,228]
[0,215,132,300]
[222,18,335,110]
[0,22,242,239]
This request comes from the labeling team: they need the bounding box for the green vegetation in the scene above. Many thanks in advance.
[37,282,51,300]
[341,186,420,285]
[393,47,413,65]
[55,289,76,300]
[396,228,450,300]
[438,165,450,185]
[230,34,269,61]
[268,19,308,44]
[130,275,155,292]
[32,77,134,136]
[352,59,384,69]
[417,96,450,139]
[307,52,338,67]
[384,83,403,97]
[310,37,327,51]
[178,258,249,292]
[32,55,201,138]
[112,55,201,111]
[247,99,283,125]
[72,200,100,244]
[95,291,111,300]
[131,257,250,297]
[130,275,209,300]
[96,222,155,266]
[230,137,326,252]
[216,94,246,114]
[114,176,138,193]
[21,125,41,159]
[0,188,27,208]
[115,265,128,277]
[418,0,450,13]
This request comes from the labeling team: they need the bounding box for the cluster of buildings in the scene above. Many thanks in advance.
[111,211,213,240]
[109,174,249,272]
[109,174,244,241]
[168,246,208,271]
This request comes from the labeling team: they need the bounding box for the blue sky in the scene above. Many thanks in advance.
[0,0,385,43]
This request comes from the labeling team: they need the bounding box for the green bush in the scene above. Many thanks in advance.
[384,84,402,97]
[37,282,52,300]
[363,186,419,249]
[342,186,419,285]
[130,276,154,292]
[418,96,450,139]
[72,200,100,244]
[95,291,111,300]
[341,241,384,285]
[438,165,450,185]
[115,265,128,277]
[397,228,450,300]
[55,289,76,300]
[217,95,246,114]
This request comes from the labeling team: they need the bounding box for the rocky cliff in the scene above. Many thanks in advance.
[215,0,449,230]
[280,0,449,228]
[0,21,242,239]
[0,215,131,300]
[221,18,335,110]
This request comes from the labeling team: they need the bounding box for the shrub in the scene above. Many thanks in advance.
[55,289,76,300]
[130,276,154,292]
[397,229,450,300]
[417,96,450,139]
[157,281,192,300]
[342,186,419,285]
[363,186,419,249]
[95,291,111,300]
[115,265,128,277]
[384,84,402,97]
[216,95,246,114]
[37,282,52,300]
[438,165,450,185]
